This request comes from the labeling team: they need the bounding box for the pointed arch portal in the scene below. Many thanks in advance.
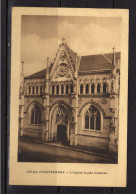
[49,103,70,143]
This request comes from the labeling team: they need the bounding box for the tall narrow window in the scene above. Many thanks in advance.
[103,83,107,93]
[32,86,35,94]
[36,86,38,94]
[80,84,83,94]
[91,84,95,94]
[52,85,55,94]
[31,104,41,125]
[40,86,42,95]
[70,84,73,93]
[29,86,31,95]
[84,105,101,131]
[97,83,100,93]
[61,85,64,94]
[56,85,59,94]
[66,84,68,94]
[86,84,89,94]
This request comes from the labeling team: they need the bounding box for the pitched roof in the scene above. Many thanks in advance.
[25,68,46,79]
[25,52,121,79]
[79,52,120,72]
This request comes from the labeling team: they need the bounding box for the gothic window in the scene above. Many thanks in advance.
[31,104,41,125]
[29,86,31,95]
[36,86,38,94]
[86,84,89,94]
[91,83,95,94]
[97,83,100,93]
[80,84,83,94]
[103,82,107,93]
[40,86,42,95]
[61,85,64,94]
[66,84,68,94]
[56,85,59,94]
[52,85,55,94]
[32,86,35,94]
[85,105,101,131]
[70,84,73,93]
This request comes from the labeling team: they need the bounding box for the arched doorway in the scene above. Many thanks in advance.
[49,103,70,144]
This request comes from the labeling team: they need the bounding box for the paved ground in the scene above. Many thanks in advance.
[18,139,117,163]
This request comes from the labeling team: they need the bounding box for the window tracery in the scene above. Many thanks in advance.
[31,104,41,125]
[85,105,101,131]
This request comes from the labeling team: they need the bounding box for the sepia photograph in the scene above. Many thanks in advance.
[18,15,121,164]
[9,8,128,187]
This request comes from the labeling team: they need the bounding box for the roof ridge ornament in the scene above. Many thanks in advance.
[112,46,116,53]
[112,46,116,70]
[61,37,65,44]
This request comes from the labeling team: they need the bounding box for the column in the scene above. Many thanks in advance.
[27,86,29,95]
[31,86,32,95]
[38,85,40,95]
[68,84,70,94]
[19,96,24,136]
[89,84,91,94]
[54,84,56,95]
[50,84,52,95]
[83,84,85,94]
[59,84,61,95]
[94,83,97,94]
[34,86,36,95]
[42,108,47,141]
[109,94,117,153]
[100,83,103,93]
[64,84,66,94]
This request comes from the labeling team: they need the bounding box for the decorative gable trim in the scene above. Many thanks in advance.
[50,43,75,80]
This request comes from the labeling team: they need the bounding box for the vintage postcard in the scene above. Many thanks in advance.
[9,7,128,186]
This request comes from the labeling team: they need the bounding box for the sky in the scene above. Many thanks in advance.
[21,15,121,76]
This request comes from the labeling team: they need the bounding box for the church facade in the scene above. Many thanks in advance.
[19,39,120,153]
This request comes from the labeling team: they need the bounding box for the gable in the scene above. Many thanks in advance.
[50,43,76,81]
[24,40,121,80]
